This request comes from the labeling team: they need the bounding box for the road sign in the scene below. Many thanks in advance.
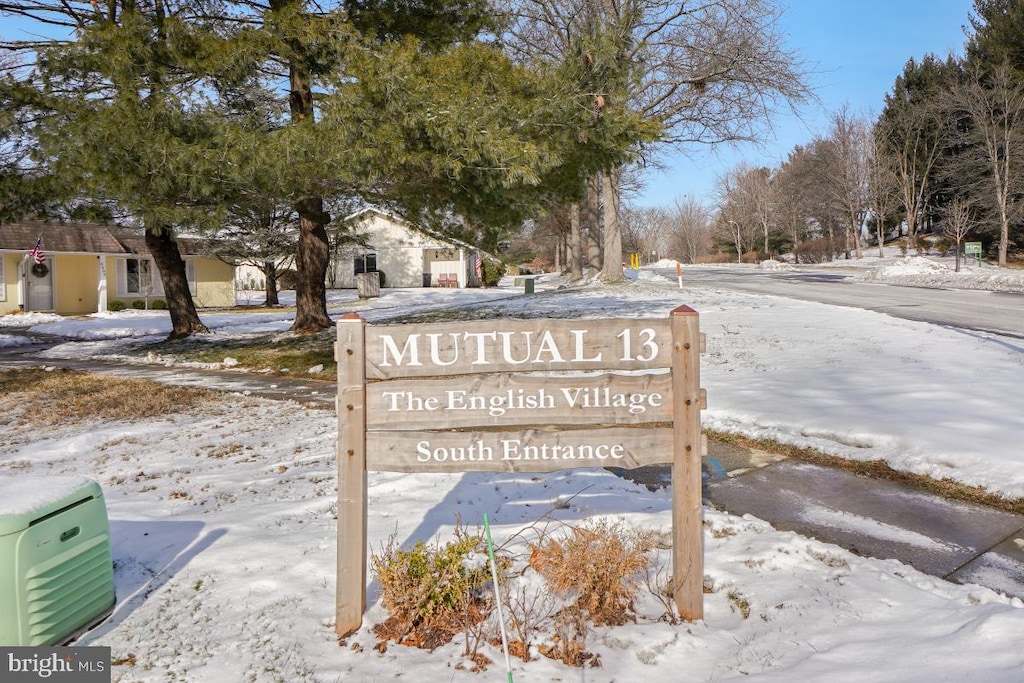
[965,242,982,255]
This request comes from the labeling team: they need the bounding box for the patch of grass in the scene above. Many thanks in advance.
[705,429,1024,516]
[142,330,337,379]
[192,345,335,377]
[726,589,751,619]
[0,368,219,426]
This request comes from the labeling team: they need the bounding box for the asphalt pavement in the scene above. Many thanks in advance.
[4,334,1024,601]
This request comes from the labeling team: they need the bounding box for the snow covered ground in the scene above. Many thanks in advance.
[2,254,1024,681]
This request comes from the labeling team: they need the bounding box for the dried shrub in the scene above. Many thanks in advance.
[528,518,657,627]
[372,525,502,657]
[793,238,836,263]
[538,605,600,668]
[500,580,559,662]
[642,558,680,624]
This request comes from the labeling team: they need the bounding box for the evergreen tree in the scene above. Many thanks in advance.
[875,55,957,240]
[967,0,1024,75]
[4,0,650,335]
[1,1,243,338]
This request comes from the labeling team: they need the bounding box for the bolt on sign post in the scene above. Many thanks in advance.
[335,306,706,636]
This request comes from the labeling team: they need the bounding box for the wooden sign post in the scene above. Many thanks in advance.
[335,306,705,635]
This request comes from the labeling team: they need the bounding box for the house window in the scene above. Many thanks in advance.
[126,258,151,294]
[116,257,195,297]
[354,252,377,274]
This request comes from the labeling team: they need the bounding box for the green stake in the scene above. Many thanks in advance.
[484,513,514,683]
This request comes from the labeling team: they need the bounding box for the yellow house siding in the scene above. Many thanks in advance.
[1,253,18,316]
[54,254,100,314]
[193,258,235,307]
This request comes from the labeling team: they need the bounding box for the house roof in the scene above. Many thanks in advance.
[0,221,127,254]
[0,221,209,257]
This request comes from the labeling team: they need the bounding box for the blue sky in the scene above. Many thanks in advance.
[3,1,975,212]
[636,0,977,208]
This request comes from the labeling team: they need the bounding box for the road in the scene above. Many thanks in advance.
[655,265,1024,339]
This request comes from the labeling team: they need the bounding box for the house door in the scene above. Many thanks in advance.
[25,260,54,311]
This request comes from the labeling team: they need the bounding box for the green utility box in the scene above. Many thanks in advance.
[0,475,115,646]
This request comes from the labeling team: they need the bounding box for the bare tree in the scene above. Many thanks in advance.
[822,107,871,259]
[716,162,776,261]
[503,0,810,280]
[620,203,669,263]
[946,62,1024,267]
[666,196,710,264]
[866,128,902,257]
[222,204,297,306]
[743,166,775,258]
[943,195,974,272]
[773,144,817,262]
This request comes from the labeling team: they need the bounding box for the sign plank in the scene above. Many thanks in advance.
[365,427,674,473]
[364,318,672,379]
[365,372,673,429]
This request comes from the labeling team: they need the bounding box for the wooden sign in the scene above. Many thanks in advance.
[367,427,675,473]
[363,318,672,379]
[365,372,673,429]
[336,306,705,635]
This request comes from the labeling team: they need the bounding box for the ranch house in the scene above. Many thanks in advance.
[0,221,236,316]
[329,208,484,289]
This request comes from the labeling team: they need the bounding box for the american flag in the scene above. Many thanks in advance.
[474,256,482,281]
[29,237,45,265]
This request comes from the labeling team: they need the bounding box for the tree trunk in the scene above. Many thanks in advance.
[145,227,208,340]
[290,196,333,333]
[600,169,625,283]
[263,259,280,307]
[274,0,332,333]
[583,175,601,278]
[876,215,886,258]
[996,185,1010,267]
[568,202,583,280]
